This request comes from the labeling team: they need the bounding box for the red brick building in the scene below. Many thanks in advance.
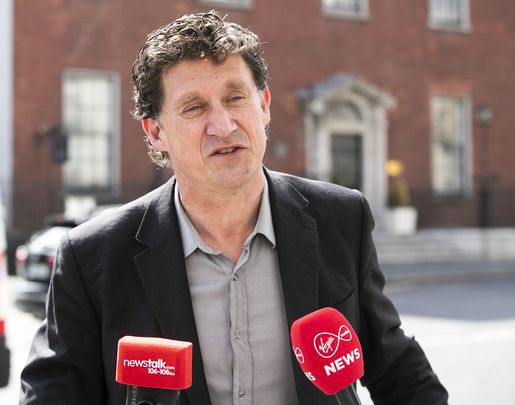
[11,0,515,236]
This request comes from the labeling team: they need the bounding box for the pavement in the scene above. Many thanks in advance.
[381,259,515,288]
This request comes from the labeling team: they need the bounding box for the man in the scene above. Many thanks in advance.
[20,11,448,404]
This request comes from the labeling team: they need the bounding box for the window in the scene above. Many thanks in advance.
[200,0,251,10]
[429,0,470,32]
[322,0,369,20]
[431,95,471,197]
[62,69,120,196]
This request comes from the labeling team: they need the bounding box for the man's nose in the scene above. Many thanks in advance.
[206,105,238,138]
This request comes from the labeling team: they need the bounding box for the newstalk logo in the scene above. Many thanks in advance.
[123,358,176,376]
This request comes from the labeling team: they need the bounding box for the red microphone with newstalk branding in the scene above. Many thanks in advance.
[116,336,192,405]
[291,307,364,405]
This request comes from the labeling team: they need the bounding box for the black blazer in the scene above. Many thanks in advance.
[21,169,448,404]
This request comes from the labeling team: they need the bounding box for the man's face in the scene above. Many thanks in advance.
[143,55,271,195]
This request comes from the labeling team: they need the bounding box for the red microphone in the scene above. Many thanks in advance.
[291,307,364,404]
[116,336,192,405]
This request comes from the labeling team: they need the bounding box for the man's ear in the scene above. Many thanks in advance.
[141,118,166,150]
[261,86,271,127]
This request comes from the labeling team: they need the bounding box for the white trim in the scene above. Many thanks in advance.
[0,0,13,228]
[303,78,394,229]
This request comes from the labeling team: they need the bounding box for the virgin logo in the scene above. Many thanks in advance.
[313,325,352,359]
[294,347,305,364]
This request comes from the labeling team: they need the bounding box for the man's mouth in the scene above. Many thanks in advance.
[217,147,237,155]
[213,146,242,156]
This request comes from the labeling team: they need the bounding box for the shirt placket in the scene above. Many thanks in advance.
[230,245,253,404]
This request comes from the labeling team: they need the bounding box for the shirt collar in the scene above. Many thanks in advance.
[174,179,276,259]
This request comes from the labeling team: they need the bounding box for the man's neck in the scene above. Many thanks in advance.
[176,173,266,263]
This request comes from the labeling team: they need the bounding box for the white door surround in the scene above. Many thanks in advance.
[299,74,396,229]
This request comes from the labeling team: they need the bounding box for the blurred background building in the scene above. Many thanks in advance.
[4,0,515,245]
[1,0,14,230]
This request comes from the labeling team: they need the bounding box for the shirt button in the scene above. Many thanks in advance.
[233,331,240,341]
[238,388,246,398]
[232,274,238,281]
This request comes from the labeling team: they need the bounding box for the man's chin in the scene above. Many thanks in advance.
[210,167,262,192]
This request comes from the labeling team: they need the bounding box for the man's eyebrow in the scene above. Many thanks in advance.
[173,79,253,108]
[174,92,203,109]
[225,79,252,91]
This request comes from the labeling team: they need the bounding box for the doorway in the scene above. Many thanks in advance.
[331,134,363,190]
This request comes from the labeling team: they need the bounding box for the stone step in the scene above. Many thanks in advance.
[373,228,515,264]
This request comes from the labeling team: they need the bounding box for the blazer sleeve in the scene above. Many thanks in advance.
[357,194,449,404]
[19,233,106,404]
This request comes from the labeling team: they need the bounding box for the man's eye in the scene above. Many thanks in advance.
[183,104,204,114]
[228,95,245,103]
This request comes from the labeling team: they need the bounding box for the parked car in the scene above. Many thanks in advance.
[15,222,76,308]
[0,197,10,387]
[14,205,120,309]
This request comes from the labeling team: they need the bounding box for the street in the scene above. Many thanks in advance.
[1,277,515,404]
[357,278,515,404]
[0,278,42,404]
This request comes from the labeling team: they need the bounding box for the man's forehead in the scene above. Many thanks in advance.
[163,56,256,101]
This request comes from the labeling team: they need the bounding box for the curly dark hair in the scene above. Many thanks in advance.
[132,11,269,167]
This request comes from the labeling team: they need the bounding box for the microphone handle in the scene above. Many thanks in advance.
[334,384,362,405]
[126,385,180,405]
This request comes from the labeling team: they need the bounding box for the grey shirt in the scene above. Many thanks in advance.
[174,180,299,405]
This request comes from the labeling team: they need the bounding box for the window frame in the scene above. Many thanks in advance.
[199,0,252,10]
[322,0,369,21]
[61,68,121,197]
[430,93,472,198]
[428,0,471,33]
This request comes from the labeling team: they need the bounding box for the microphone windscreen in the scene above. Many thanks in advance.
[290,307,364,395]
[116,336,192,390]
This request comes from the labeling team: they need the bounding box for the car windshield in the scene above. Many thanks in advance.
[29,226,72,251]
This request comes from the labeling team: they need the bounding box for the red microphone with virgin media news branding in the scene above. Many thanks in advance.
[116,336,192,405]
[291,307,364,405]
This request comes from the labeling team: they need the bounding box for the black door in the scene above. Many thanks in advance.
[331,134,363,190]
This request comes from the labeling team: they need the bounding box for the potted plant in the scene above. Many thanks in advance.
[386,160,418,235]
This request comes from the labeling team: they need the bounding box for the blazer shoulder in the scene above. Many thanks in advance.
[269,170,364,208]
[267,170,372,236]
[67,179,173,246]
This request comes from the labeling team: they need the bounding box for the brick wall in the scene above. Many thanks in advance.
[13,0,515,231]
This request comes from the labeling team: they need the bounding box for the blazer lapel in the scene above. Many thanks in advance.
[267,170,319,323]
[266,170,323,404]
[133,178,210,405]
